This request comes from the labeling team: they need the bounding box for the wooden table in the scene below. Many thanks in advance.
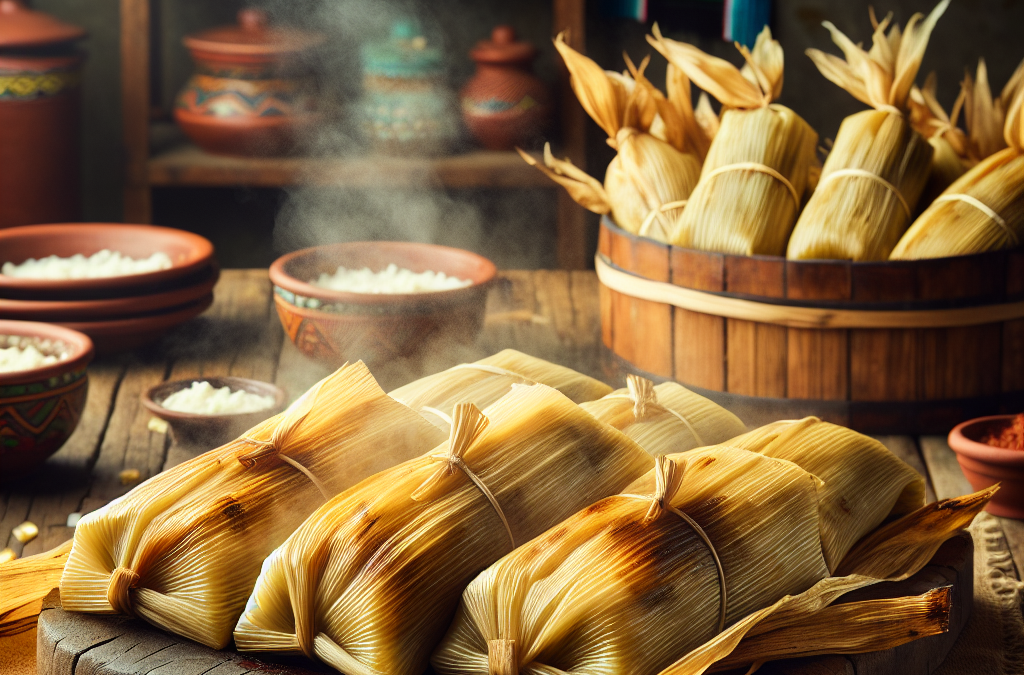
[2,269,1021,673]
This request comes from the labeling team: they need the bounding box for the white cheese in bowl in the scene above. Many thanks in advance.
[0,336,67,373]
[310,263,472,294]
[159,381,276,415]
[1,249,173,279]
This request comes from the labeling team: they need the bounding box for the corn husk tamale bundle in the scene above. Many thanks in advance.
[59,362,446,649]
[648,26,818,255]
[787,2,949,261]
[233,384,653,675]
[581,374,746,456]
[390,349,611,432]
[891,84,1024,259]
[433,419,992,675]
[517,34,708,242]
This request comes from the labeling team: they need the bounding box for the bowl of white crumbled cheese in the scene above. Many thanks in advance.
[142,377,287,448]
[269,242,496,366]
[0,320,94,481]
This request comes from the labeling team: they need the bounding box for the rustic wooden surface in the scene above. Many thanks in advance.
[2,269,1020,674]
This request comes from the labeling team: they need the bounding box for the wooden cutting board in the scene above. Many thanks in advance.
[35,532,972,675]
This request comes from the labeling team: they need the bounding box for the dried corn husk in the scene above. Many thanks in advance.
[433,419,991,675]
[234,385,653,675]
[788,2,950,261]
[59,362,445,649]
[581,374,746,456]
[0,540,71,637]
[649,26,818,254]
[390,349,612,432]
[891,85,1024,259]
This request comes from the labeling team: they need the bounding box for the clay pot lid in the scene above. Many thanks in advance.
[361,19,443,79]
[470,26,537,64]
[0,0,86,49]
[183,9,325,60]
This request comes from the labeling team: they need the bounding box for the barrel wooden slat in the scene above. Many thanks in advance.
[919,325,1001,399]
[786,261,851,301]
[1008,251,1024,296]
[725,255,784,297]
[850,329,918,401]
[674,307,725,390]
[787,328,848,400]
[1003,319,1024,392]
[599,282,613,350]
[917,254,1004,302]
[630,237,673,378]
[726,319,787,398]
[852,264,917,304]
[671,247,724,291]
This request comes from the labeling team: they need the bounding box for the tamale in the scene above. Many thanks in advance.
[581,374,746,456]
[788,2,949,261]
[390,349,612,432]
[234,384,653,675]
[433,421,990,675]
[59,362,445,649]
[891,85,1024,259]
[649,26,818,255]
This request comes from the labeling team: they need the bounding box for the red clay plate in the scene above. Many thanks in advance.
[58,294,214,354]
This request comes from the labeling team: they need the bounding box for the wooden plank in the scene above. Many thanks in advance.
[874,436,936,503]
[121,0,150,222]
[850,329,917,401]
[918,325,1001,399]
[996,516,1024,579]
[569,270,606,381]
[786,261,851,302]
[726,319,787,398]
[918,435,973,500]
[553,0,588,271]
[627,238,672,378]
[1002,319,1024,393]
[674,308,724,391]
[725,256,785,298]
[787,328,848,400]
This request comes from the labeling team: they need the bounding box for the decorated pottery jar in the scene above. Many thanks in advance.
[359,20,458,156]
[174,9,325,156]
[0,0,85,228]
[461,26,549,151]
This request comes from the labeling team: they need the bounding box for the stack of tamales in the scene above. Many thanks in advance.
[234,384,653,674]
[648,26,819,255]
[518,34,709,242]
[433,418,991,675]
[580,374,746,456]
[787,1,948,261]
[892,65,1024,258]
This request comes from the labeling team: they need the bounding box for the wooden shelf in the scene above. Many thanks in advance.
[147,144,554,189]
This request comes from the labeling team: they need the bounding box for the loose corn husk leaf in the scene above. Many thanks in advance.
[234,384,653,675]
[554,31,625,139]
[59,362,446,649]
[516,145,611,214]
[908,73,969,203]
[0,540,71,637]
[433,418,989,675]
[581,374,746,456]
[390,348,613,433]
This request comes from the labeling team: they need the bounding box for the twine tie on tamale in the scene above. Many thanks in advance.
[622,455,727,633]
[703,162,801,208]
[236,375,332,499]
[604,374,705,446]
[106,566,140,615]
[816,168,912,217]
[934,194,1018,244]
[412,403,516,550]
[639,200,688,238]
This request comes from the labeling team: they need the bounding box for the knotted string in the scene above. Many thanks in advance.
[704,162,800,208]
[934,194,1018,244]
[603,374,705,447]
[622,455,727,633]
[411,403,515,550]
[638,199,688,239]
[816,168,911,217]
[106,566,139,615]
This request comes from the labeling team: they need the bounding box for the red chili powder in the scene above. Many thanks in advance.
[980,413,1024,451]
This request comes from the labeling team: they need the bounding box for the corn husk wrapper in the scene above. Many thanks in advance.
[649,26,818,254]
[390,349,612,433]
[581,374,746,456]
[59,362,446,649]
[233,384,653,675]
[0,540,72,637]
[891,86,1024,259]
[788,3,950,261]
[433,418,990,675]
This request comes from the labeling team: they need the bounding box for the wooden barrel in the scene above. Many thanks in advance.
[597,217,1024,434]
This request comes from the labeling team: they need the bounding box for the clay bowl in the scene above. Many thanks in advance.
[269,242,497,367]
[142,376,287,448]
[0,223,215,300]
[0,320,93,481]
[948,415,1024,519]
[0,265,219,321]
[60,294,214,354]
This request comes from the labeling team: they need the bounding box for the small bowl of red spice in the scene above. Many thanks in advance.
[948,413,1024,519]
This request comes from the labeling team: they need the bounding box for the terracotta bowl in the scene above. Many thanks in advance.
[0,223,215,299]
[0,265,219,321]
[269,242,497,366]
[174,109,319,157]
[0,320,93,481]
[60,294,214,355]
[142,376,287,448]
[948,415,1024,519]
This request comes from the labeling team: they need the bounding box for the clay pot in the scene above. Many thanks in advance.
[948,415,1024,519]
[0,0,86,228]
[174,9,325,156]
[461,25,550,151]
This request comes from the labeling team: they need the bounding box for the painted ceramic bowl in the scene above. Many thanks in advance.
[269,242,496,366]
[175,9,325,156]
[948,415,1024,519]
[0,319,92,480]
[142,376,287,449]
[0,223,215,299]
